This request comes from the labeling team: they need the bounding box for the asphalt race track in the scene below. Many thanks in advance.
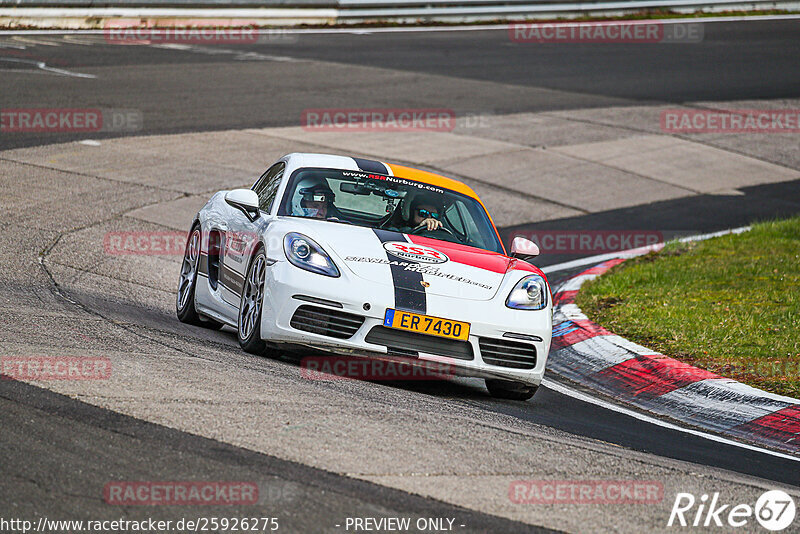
[2,19,800,150]
[1,19,800,533]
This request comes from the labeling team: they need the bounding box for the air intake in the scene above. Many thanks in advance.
[479,338,537,369]
[290,305,364,339]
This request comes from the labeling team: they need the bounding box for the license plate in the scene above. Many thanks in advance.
[383,309,470,341]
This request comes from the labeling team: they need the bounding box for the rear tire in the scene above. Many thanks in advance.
[238,248,274,355]
[485,379,538,401]
[176,224,223,329]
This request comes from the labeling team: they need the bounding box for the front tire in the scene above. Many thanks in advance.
[485,379,538,401]
[176,224,223,329]
[238,248,271,355]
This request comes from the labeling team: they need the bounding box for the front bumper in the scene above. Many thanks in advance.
[261,260,552,386]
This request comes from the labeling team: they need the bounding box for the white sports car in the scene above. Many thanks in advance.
[176,153,552,400]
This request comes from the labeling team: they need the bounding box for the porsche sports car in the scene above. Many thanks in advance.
[176,153,551,400]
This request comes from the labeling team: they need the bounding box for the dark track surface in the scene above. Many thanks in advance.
[0,378,546,533]
[1,19,799,149]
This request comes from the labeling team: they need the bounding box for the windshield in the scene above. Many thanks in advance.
[278,168,504,254]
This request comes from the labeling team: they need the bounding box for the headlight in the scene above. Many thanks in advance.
[283,233,340,278]
[506,274,548,310]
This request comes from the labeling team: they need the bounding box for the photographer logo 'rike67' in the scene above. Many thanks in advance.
[668,490,796,530]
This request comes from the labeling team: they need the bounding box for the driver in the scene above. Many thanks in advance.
[390,192,445,234]
[409,198,443,232]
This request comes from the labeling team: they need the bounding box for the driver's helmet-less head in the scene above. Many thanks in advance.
[292,176,335,217]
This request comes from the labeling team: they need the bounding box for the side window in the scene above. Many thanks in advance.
[449,200,487,249]
[444,203,466,235]
[252,162,285,214]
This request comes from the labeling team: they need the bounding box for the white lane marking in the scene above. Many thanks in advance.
[677,225,751,243]
[61,34,100,45]
[557,303,588,319]
[542,377,800,462]
[150,43,192,50]
[11,35,61,46]
[150,43,296,62]
[603,334,660,356]
[542,245,662,274]
[234,51,295,61]
[38,64,96,78]
[557,273,598,292]
[0,57,97,79]
[0,57,96,78]
[555,302,590,321]
[79,140,102,146]
[0,14,799,35]
[0,42,26,49]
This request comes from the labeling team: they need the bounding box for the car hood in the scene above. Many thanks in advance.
[288,219,538,301]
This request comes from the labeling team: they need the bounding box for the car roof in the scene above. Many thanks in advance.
[284,152,505,254]
[288,153,481,201]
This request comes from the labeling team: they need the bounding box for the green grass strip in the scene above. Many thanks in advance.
[576,217,800,398]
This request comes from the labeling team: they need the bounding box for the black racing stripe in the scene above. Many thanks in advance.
[219,264,245,295]
[373,229,427,314]
[198,254,209,276]
[353,157,389,175]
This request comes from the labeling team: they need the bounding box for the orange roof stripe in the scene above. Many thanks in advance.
[384,163,479,200]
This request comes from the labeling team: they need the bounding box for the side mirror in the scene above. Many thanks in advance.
[510,236,539,262]
[225,189,260,222]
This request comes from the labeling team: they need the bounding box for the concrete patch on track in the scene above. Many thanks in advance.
[544,102,800,172]
[243,105,800,219]
[439,147,694,212]
[551,134,800,193]
[450,110,637,148]
[3,103,800,532]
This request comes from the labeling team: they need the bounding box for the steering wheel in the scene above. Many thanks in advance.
[410,223,456,238]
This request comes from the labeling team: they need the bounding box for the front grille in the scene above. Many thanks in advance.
[365,326,474,361]
[290,305,365,339]
[479,338,537,369]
